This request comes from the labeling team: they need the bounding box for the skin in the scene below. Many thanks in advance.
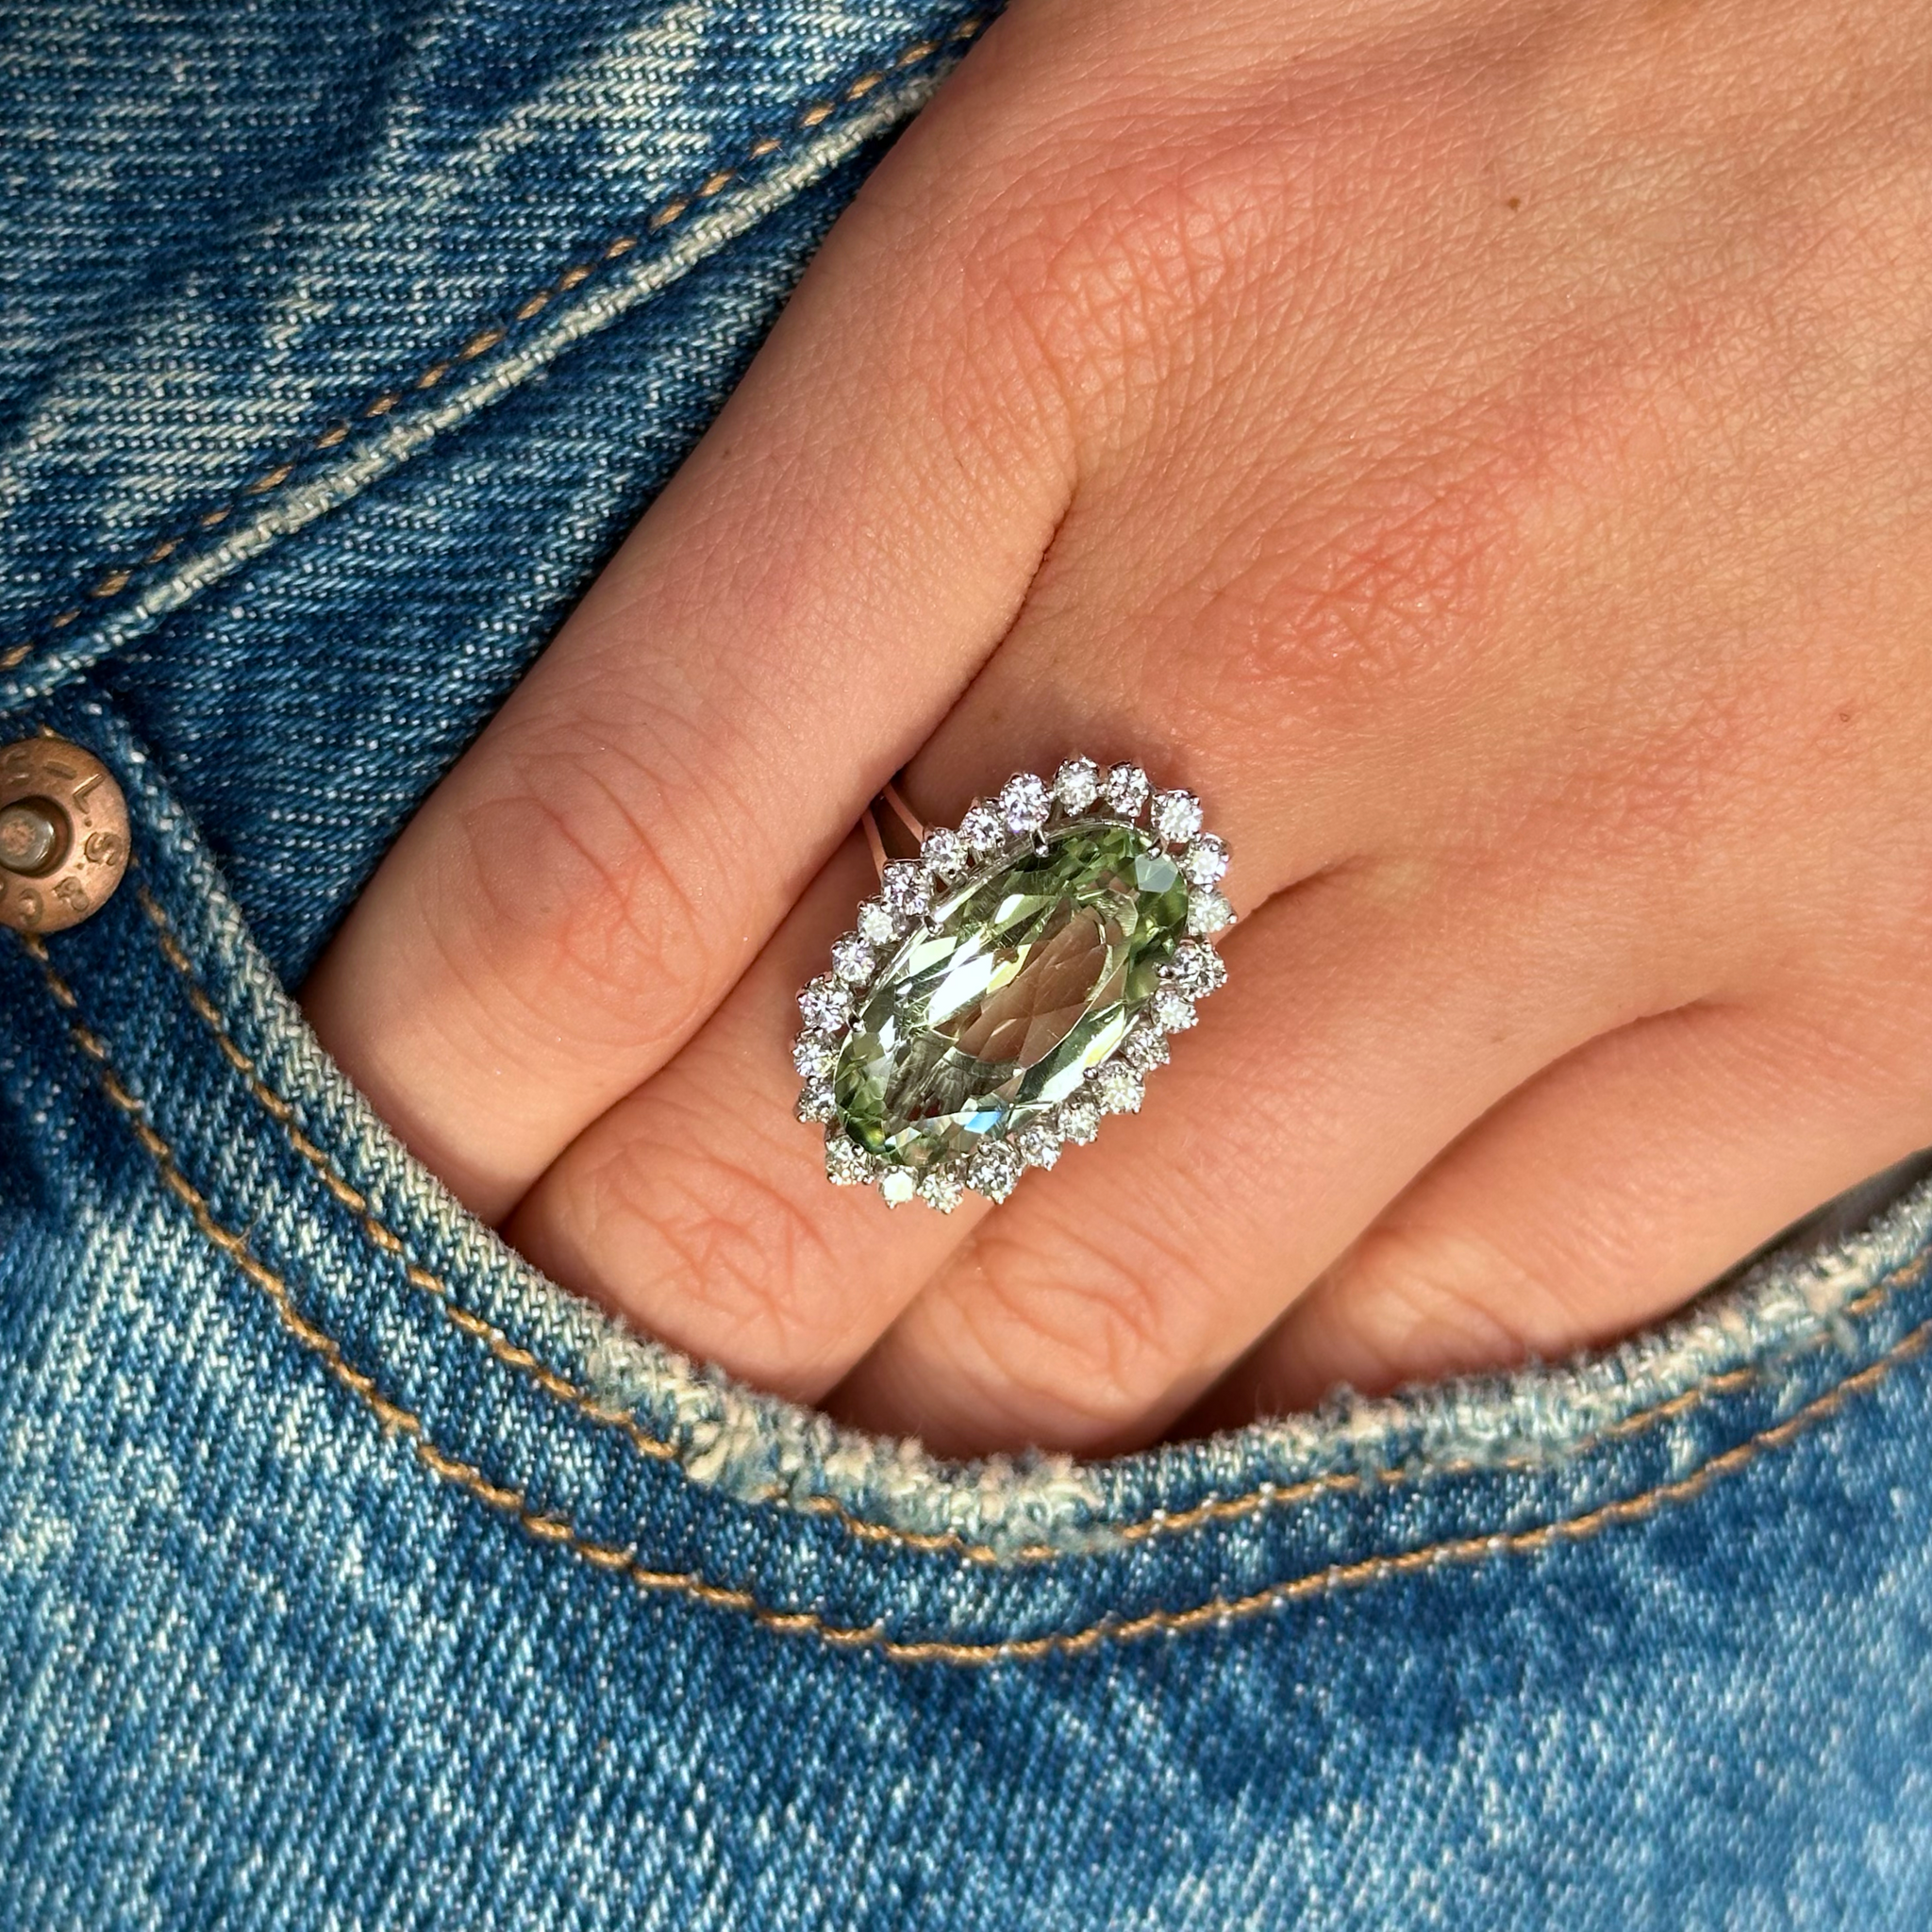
[303,0,1932,1457]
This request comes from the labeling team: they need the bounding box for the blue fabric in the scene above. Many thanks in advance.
[4,4,1932,1926]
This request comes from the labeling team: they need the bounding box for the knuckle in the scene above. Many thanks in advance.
[978,190,1180,364]
[1322,1221,1557,1388]
[951,1222,1193,1441]
[944,134,1301,425]
[441,730,736,1053]
[568,1123,845,1387]
[1165,443,1516,753]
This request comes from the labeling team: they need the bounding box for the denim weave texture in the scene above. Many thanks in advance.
[3,3,1932,1927]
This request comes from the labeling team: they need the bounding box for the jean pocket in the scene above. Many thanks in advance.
[12,696,1932,1928]
[9,691,1932,1673]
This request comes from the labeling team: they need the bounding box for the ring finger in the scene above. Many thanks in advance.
[828,858,1669,1455]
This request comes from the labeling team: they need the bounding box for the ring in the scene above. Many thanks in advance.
[794,758,1234,1209]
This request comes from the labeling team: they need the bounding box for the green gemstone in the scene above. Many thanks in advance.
[833,822,1189,1173]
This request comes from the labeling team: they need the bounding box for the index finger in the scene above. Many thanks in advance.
[302,50,1074,1218]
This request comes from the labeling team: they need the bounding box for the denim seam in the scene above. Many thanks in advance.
[98,891,1931,1564]
[0,13,988,701]
[24,922,1932,1664]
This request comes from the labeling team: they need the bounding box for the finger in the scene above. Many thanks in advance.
[1207,991,1932,1419]
[829,863,1660,1457]
[301,68,1075,1219]
[502,834,991,1403]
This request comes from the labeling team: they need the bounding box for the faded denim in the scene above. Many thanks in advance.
[4,4,1932,1927]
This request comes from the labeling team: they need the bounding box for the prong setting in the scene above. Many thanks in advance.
[920,826,969,880]
[830,934,874,984]
[856,897,898,946]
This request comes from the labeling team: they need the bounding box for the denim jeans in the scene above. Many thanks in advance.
[4,4,1931,1926]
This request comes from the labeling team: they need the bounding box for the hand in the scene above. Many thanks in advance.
[303,0,1932,1455]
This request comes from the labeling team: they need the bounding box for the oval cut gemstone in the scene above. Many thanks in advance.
[833,822,1189,1173]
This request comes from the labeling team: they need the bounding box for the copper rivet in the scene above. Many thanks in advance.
[0,737,130,935]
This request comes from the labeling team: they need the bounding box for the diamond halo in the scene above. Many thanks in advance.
[794,758,1235,1208]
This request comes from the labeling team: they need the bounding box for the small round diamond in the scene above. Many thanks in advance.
[1152,988,1198,1032]
[1053,757,1102,813]
[793,1036,836,1079]
[825,1136,874,1186]
[998,772,1050,835]
[1093,1061,1145,1114]
[1121,1024,1170,1072]
[1187,890,1235,937]
[960,802,1005,858]
[1015,1119,1063,1170]
[857,898,898,946]
[1151,789,1203,847]
[795,1081,837,1124]
[1182,836,1228,889]
[881,859,932,923]
[1105,762,1149,819]
[831,935,875,985]
[798,974,850,1034]
[1058,1093,1103,1145]
[1166,941,1227,998]
[921,826,969,880]
[966,1140,1024,1203]
[918,1170,965,1214]
[879,1169,917,1208]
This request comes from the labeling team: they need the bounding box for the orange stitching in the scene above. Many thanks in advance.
[887,1324,1932,1661]
[23,927,1930,1664]
[131,889,682,1463]
[24,935,423,1439]
[0,20,986,681]
[130,890,1924,1569]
